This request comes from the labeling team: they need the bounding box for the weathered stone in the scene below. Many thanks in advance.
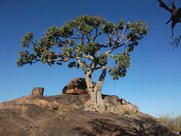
[64,88,87,94]
[103,95,138,114]
[121,103,138,114]
[62,78,88,94]
[32,87,44,96]
[0,94,178,136]
[104,95,120,106]
[119,98,127,105]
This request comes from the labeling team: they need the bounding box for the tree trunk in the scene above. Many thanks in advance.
[85,66,106,111]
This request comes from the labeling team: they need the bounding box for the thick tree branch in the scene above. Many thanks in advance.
[75,56,87,72]
[158,0,173,14]
[94,66,107,92]
[99,66,107,81]
[82,54,94,61]
[105,33,129,55]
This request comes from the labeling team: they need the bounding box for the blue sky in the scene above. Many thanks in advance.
[0,0,180,117]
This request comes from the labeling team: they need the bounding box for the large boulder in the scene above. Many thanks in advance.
[62,78,88,94]
[32,87,44,96]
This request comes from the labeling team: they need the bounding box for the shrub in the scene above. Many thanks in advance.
[157,115,181,134]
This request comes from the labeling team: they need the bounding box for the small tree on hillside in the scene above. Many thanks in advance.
[17,16,148,110]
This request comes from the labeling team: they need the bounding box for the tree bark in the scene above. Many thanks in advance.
[85,66,106,111]
[85,72,94,102]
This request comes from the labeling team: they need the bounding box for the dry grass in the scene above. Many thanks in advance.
[157,115,181,135]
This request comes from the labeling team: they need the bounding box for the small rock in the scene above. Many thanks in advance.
[32,87,44,96]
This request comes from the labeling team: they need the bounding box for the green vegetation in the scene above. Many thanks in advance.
[157,115,181,134]
[17,15,147,111]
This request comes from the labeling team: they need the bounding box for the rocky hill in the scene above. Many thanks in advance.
[0,94,179,136]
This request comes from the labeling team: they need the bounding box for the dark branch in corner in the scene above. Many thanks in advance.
[158,0,181,37]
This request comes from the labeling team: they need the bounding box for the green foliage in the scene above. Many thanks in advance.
[81,42,101,55]
[17,15,148,80]
[115,19,124,30]
[109,53,130,80]
[98,54,107,66]
[17,50,37,66]
[21,32,33,48]
[102,22,115,33]
[128,21,148,41]
[75,16,105,28]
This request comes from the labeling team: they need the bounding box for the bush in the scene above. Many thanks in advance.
[157,115,181,135]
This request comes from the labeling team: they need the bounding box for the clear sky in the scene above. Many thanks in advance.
[0,0,180,117]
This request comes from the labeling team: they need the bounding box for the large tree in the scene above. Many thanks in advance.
[17,16,147,110]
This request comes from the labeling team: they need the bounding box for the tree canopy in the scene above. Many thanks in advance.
[17,16,148,110]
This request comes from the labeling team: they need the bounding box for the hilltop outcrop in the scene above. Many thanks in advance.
[0,94,179,136]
